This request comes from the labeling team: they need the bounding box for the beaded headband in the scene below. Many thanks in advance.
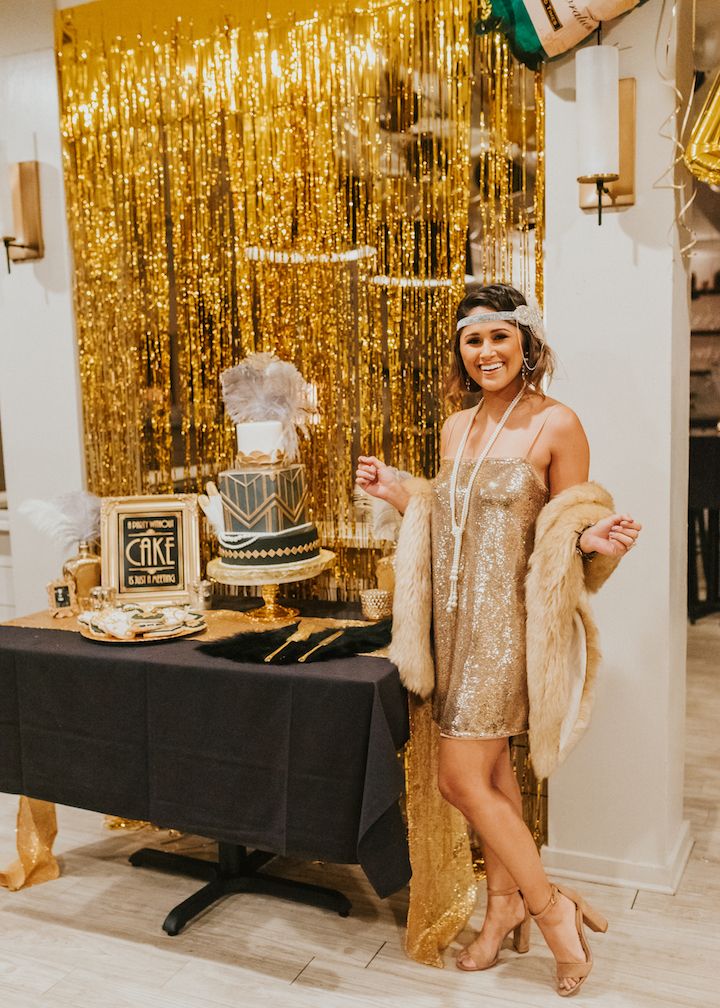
[456,304,545,343]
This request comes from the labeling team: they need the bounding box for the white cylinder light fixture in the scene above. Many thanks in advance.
[576,37,620,225]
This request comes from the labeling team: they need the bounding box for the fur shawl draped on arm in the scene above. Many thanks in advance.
[389,478,621,778]
[525,480,620,778]
[387,478,435,699]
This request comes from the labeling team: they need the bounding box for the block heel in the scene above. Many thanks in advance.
[556,883,608,933]
[530,883,609,997]
[512,912,531,954]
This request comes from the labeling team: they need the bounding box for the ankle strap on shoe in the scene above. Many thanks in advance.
[530,884,558,920]
[487,885,520,897]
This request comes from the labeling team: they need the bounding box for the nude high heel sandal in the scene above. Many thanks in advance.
[456,885,531,972]
[530,883,608,997]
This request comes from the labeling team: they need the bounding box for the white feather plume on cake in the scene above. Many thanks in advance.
[18,491,100,558]
[198,482,225,539]
[220,352,317,462]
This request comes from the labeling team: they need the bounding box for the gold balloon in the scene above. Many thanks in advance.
[685,69,720,185]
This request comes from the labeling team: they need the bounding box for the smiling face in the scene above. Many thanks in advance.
[458,311,525,393]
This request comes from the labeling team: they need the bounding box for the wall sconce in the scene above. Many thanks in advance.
[576,30,636,225]
[2,162,44,273]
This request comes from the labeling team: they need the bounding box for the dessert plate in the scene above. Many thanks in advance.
[77,604,206,644]
[78,621,206,644]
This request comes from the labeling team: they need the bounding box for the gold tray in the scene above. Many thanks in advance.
[78,621,206,644]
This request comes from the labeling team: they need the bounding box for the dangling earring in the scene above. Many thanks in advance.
[465,375,472,391]
[516,323,537,381]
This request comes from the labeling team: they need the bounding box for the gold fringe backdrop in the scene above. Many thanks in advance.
[56,0,543,599]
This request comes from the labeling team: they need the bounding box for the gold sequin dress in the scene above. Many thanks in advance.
[431,457,549,738]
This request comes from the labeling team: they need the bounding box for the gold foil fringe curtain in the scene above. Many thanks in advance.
[57,0,543,600]
[56,0,547,915]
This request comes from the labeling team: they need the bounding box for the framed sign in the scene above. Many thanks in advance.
[47,578,77,617]
[100,495,200,605]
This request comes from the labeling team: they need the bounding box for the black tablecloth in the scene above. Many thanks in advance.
[0,622,410,898]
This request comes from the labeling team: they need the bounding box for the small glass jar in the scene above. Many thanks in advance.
[63,540,101,611]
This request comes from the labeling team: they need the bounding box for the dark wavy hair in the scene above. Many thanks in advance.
[446,283,555,405]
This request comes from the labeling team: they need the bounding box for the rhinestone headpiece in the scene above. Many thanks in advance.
[456,303,545,343]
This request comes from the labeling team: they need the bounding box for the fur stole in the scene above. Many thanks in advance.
[389,477,621,777]
[388,478,435,699]
[525,481,620,778]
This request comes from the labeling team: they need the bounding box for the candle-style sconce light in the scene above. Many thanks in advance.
[576,28,636,225]
[2,161,45,273]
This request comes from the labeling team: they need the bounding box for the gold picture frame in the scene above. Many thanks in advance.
[100,494,200,606]
[47,577,77,617]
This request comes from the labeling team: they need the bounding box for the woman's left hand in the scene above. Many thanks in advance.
[579,514,642,558]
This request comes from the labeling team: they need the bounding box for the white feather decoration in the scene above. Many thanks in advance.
[220,352,317,462]
[18,491,100,558]
[55,491,100,543]
[198,492,226,538]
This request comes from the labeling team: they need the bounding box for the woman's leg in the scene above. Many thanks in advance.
[456,741,527,968]
[438,736,589,992]
[483,741,525,890]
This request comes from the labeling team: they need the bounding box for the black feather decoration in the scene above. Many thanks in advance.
[195,618,392,665]
[197,623,300,663]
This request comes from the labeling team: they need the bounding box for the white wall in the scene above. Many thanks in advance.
[0,0,88,616]
[542,0,692,890]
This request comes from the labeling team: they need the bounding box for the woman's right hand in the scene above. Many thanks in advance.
[355,455,400,502]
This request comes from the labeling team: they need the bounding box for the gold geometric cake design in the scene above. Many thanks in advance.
[219,539,321,561]
[219,465,308,532]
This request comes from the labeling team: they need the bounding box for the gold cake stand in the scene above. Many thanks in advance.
[207,549,336,621]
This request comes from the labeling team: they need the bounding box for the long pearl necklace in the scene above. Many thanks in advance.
[446,383,527,613]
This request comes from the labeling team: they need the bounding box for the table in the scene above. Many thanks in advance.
[0,604,410,932]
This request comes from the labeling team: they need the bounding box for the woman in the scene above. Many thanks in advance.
[355,283,642,997]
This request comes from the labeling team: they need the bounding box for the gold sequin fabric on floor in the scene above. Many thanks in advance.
[0,797,58,892]
[404,695,478,967]
[431,458,548,737]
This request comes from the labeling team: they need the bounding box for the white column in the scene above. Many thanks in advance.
[0,0,89,616]
[541,0,693,892]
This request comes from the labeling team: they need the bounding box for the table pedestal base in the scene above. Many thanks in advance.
[129,842,352,935]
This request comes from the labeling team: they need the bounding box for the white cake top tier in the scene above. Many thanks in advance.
[235,420,285,459]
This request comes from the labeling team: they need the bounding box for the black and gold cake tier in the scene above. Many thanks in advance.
[218,523,320,567]
[219,464,308,534]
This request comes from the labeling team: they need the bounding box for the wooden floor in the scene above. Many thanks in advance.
[2,616,719,1008]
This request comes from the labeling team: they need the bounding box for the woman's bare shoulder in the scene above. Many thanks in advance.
[440,407,474,455]
[527,392,583,429]
[533,399,589,463]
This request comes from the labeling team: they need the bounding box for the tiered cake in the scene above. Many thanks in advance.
[216,420,320,568]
